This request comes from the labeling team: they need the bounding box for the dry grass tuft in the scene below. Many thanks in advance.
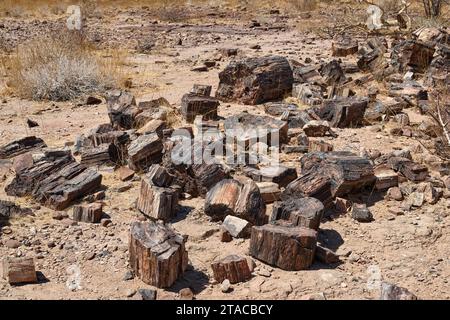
[4,30,124,101]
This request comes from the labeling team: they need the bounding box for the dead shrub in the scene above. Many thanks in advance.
[5,31,122,101]
[285,0,318,12]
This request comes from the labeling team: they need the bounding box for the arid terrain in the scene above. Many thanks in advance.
[0,0,449,300]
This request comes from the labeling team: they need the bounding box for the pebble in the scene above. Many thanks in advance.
[5,239,21,249]
[221,279,231,293]
[179,288,194,300]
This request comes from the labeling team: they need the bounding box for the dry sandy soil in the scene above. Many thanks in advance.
[0,1,449,300]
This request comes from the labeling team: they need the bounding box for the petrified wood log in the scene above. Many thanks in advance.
[137,177,178,221]
[32,162,103,210]
[204,179,266,225]
[332,36,358,57]
[388,157,428,182]
[292,65,323,85]
[224,113,289,146]
[292,83,324,106]
[216,55,294,105]
[2,257,37,284]
[319,60,346,87]
[391,40,435,73]
[0,136,46,159]
[282,171,334,209]
[249,222,317,270]
[234,180,267,226]
[256,182,281,204]
[374,166,399,191]
[243,165,297,188]
[300,151,375,197]
[264,102,317,129]
[72,202,103,223]
[270,197,324,230]
[129,221,188,288]
[190,163,228,197]
[357,38,387,72]
[6,151,102,210]
[313,97,368,128]
[211,255,252,284]
[308,140,333,152]
[80,143,118,167]
[191,84,212,96]
[181,93,220,123]
[127,133,163,172]
[106,90,138,129]
[146,164,174,187]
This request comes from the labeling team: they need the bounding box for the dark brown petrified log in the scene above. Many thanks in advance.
[211,255,252,284]
[216,55,294,105]
[0,136,46,159]
[2,257,37,284]
[249,222,317,270]
[129,221,188,288]
[270,197,324,230]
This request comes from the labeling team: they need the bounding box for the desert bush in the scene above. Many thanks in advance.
[5,31,122,101]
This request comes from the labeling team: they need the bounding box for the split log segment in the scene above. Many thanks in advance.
[308,140,333,152]
[391,40,435,73]
[300,151,376,197]
[181,93,220,123]
[211,255,252,284]
[5,151,74,197]
[292,64,324,85]
[32,162,103,210]
[292,83,324,106]
[234,180,267,226]
[204,179,267,225]
[224,113,289,146]
[5,151,102,210]
[127,133,163,172]
[319,60,346,87]
[72,202,103,223]
[387,157,429,182]
[282,171,334,209]
[270,197,324,230]
[313,97,369,128]
[374,166,399,191]
[332,37,358,57]
[106,90,138,129]
[146,164,174,188]
[137,176,179,222]
[191,84,212,96]
[264,102,317,128]
[357,38,387,72]
[216,55,294,105]
[243,165,297,188]
[80,143,119,167]
[190,163,228,197]
[256,182,281,204]
[249,222,317,271]
[2,257,37,284]
[129,221,188,288]
[0,136,46,159]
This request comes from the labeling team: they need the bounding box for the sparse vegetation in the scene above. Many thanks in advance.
[4,31,123,101]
